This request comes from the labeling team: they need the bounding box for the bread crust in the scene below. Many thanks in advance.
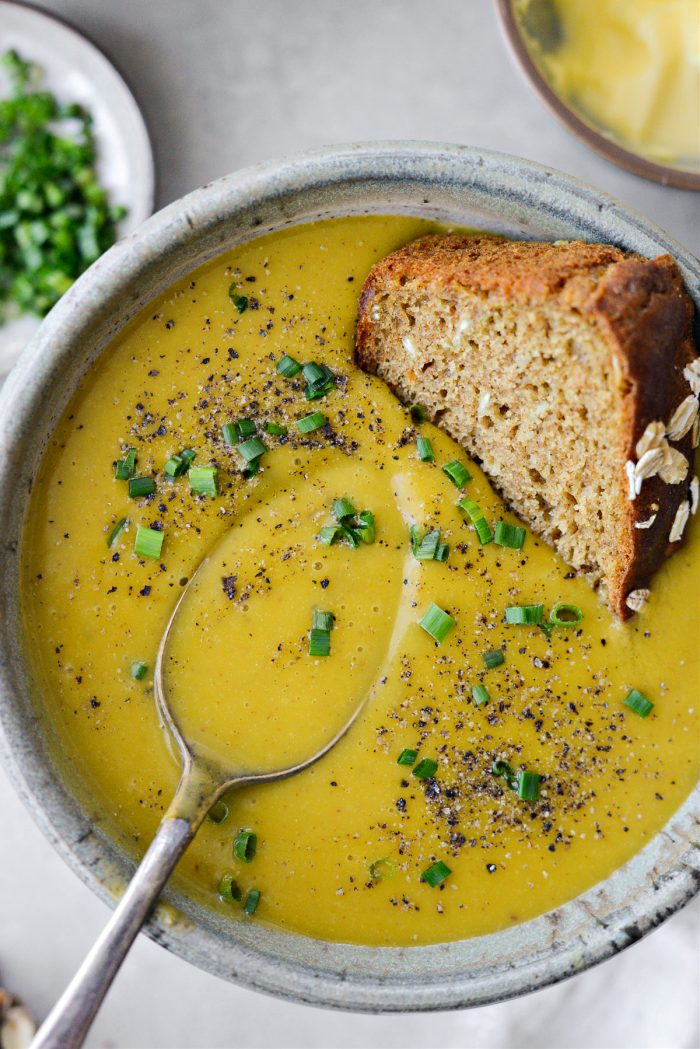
[356,234,697,619]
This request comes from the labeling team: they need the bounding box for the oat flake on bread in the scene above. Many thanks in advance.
[355,234,697,619]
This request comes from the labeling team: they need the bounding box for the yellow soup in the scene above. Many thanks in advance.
[21,216,700,946]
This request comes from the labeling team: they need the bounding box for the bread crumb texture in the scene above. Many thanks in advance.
[356,234,698,618]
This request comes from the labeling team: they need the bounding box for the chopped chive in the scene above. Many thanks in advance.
[131,660,147,681]
[165,448,196,478]
[221,422,238,446]
[233,829,257,863]
[409,403,426,423]
[482,648,504,669]
[505,604,544,625]
[397,748,418,766]
[549,603,584,627]
[409,524,421,554]
[356,510,375,544]
[516,771,542,801]
[435,542,449,562]
[296,411,326,433]
[624,688,654,718]
[472,684,490,706]
[421,860,451,887]
[416,436,434,462]
[188,465,218,497]
[107,517,128,547]
[492,759,518,789]
[134,524,163,560]
[369,857,397,881]
[442,460,472,488]
[218,873,242,903]
[333,497,357,521]
[412,528,448,562]
[128,476,155,499]
[264,421,288,436]
[418,603,455,644]
[236,418,256,438]
[276,354,302,378]
[457,497,493,544]
[339,523,360,548]
[242,459,261,479]
[303,361,335,400]
[309,627,331,657]
[228,285,248,312]
[114,447,136,480]
[207,800,229,825]
[237,436,266,464]
[302,361,326,386]
[243,889,261,915]
[312,609,334,632]
[494,521,526,549]
[319,524,342,545]
[413,757,438,779]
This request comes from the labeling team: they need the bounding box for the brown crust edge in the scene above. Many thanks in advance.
[355,235,698,620]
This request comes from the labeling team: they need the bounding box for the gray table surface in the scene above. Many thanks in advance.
[1,2,698,1047]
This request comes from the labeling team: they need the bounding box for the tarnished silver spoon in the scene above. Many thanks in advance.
[32,554,369,1049]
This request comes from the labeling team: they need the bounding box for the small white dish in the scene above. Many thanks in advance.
[0,1,155,375]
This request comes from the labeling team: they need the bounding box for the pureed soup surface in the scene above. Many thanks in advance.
[22,216,699,946]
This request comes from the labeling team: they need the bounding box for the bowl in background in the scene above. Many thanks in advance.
[0,142,698,1011]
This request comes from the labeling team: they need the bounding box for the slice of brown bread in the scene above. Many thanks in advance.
[355,234,698,619]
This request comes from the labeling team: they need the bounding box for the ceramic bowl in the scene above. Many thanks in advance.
[0,143,698,1012]
[494,0,700,192]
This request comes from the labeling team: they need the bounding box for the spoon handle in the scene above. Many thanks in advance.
[32,817,193,1049]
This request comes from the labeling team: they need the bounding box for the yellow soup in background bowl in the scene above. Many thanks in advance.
[1,144,698,1010]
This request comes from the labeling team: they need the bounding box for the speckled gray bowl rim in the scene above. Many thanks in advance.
[0,142,698,1013]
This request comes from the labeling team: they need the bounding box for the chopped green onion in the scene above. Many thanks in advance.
[107,517,127,547]
[188,465,218,497]
[312,609,334,632]
[457,498,493,544]
[483,649,504,669]
[416,436,434,462]
[228,285,248,312]
[276,354,302,378]
[421,860,451,887]
[218,873,242,903]
[134,525,163,560]
[338,524,360,548]
[413,758,438,779]
[435,542,449,562]
[409,403,426,423]
[442,460,472,488]
[237,436,266,464]
[309,628,331,657]
[221,422,238,446]
[333,497,357,521]
[397,748,418,766]
[492,759,518,789]
[114,448,136,480]
[130,661,147,681]
[549,603,584,627]
[207,800,229,825]
[264,421,288,436]
[233,829,257,863]
[128,476,155,499]
[243,889,261,915]
[505,604,544,625]
[472,684,490,706]
[369,857,396,881]
[296,411,326,433]
[516,771,542,801]
[319,524,342,545]
[356,510,375,544]
[494,521,526,549]
[164,449,195,478]
[302,361,335,400]
[418,603,455,644]
[237,418,256,438]
[412,527,448,562]
[624,688,654,718]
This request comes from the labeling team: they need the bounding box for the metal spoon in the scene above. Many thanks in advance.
[32,555,368,1049]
